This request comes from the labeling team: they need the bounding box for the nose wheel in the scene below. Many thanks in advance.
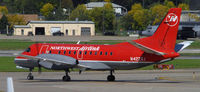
[62,69,71,81]
[107,70,115,81]
[27,68,34,80]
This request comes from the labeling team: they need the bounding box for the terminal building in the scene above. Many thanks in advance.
[13,21,95,36]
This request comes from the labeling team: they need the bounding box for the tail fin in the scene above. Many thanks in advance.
[135,8,182,52]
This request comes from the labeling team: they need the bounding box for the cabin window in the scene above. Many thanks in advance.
[74,51,76,55]
[64,51,66,54]
[69,51,71,54]
[58,51,61,54]
[84,51,87,55]
[105,52,108,55]
[110,52,113,55]
[90,51,92,55]
[79,51,82,55]
[95,51,97,55]
[100,51,103,55]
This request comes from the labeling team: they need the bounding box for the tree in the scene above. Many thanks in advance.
[89,2,115,32]
[150,4,168,25]
[40,3,54,17]
[69,4,90,21]
[164,0,175,8]
[89,7,104,32]
[103,2,115,31]
[7,14,26,29]
[61,0,74,9]
[0,6,8,14]
[0,14,9,33]
[120,14,134,30]
[178,3,189,10]
[54,7,66,20]
[127,3,150,30]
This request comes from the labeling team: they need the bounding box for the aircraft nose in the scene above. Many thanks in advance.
[14,57,28,66]
[14,57,38,68]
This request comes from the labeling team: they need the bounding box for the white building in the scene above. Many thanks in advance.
[14,21,95,36]
[85,2,127,15]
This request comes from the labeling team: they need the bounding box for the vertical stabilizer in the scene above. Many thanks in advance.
[135,8,182,52]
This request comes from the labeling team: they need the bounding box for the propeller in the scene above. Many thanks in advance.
[37,60,42,74]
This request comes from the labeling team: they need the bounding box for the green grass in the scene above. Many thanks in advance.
[0,39,34,50]
[0,39,120,50]
[180,53,200,56]
[187,40,200,49]
[0,57,55,72]
[0,39,199,50]
[1,57,200,72]
[140,59,200,70]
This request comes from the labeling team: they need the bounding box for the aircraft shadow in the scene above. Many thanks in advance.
[19,78,182,83]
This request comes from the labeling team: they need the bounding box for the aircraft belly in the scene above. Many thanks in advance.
[79,60,153,70]
[104,62,153,70]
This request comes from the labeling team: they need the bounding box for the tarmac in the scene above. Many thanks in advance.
[1,70,200,92]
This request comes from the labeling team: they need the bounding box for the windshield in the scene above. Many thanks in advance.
[25,48,31,52]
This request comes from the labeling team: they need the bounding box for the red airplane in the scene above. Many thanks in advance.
[14,8,191,81]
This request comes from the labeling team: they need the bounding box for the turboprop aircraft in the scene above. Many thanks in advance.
[14,8,192,81]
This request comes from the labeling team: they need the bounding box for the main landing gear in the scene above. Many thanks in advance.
[27,68,34,80]
[107,70,115,81]
[62,69,71,81]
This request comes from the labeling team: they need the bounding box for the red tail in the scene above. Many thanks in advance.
[135,8,182,52]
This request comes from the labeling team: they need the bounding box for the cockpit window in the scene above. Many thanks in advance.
[25,48,31,52]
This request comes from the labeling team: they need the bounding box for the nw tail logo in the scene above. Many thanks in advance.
[165,13,178,26]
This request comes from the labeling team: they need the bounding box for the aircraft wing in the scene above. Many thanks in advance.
[129,41,166,56]
[19,54,85,69]
[174,41,193,52]
[18,54,109,70]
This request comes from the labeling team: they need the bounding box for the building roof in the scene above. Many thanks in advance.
[14,25,31,28]
[85,2,123,8]
[28,21,94,24]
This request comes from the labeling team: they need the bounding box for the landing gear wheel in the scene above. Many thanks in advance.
[107,70,115,81]
[27,68,34,80]
[62,69,71,81]
[107,75,115,81]
[62,75,71,81]
[27,75,34,80]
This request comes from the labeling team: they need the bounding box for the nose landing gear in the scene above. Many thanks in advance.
[27,68,34,80]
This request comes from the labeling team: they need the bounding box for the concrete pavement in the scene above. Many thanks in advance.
[0,70,200,92]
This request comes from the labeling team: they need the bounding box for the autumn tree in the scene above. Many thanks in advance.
[164,0,175,8]
[150,4,168,25]
[69,4,90,21]
[40,3,54,17]
[0,6,8,14]
[126,3,150,30]
[7,14,26,29]
[178,3,189,10]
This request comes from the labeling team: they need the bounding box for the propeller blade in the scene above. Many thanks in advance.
[37,60,42,74]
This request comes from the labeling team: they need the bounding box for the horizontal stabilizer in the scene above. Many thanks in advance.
[174,41,193,52]
[129,41,166,56]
